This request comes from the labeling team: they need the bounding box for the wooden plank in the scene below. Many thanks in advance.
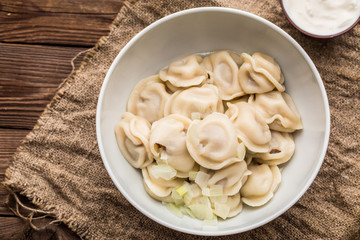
[0,216,29,239]
[1,0,123,13]
[0,128,30,216]
[0,0,124,46]
[0,216,80,240]
[0,128,28,170]
[0,43,88,129]
[0,185,13,216]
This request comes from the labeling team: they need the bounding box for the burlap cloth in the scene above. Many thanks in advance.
[3,0,360,239]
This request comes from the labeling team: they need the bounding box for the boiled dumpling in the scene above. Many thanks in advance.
[202,51,246,100]
[150,114,197,178]
[186,112,245,170]
[164,84,224,120]
[238,52,285,94]
[159,55,207,89]
[251,91,303,132]
[225,101,271,153]
[114,112,153,169]
[142,163,183,202]
[201,160,251,196]
[240,163,281,207]
[210,192,243,219]
[254,131,295,165]
[225,193,243,218]
[127,75,170,123]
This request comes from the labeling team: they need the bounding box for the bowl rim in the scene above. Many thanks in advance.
[280,0,360,39]
[96,7,330,236]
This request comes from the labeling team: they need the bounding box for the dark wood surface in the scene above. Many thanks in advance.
[0,1,124,239]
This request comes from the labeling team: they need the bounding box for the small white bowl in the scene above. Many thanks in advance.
[96,7,330,236]
[281,0,360,38]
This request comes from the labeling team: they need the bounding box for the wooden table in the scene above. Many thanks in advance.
[0,1,124,238]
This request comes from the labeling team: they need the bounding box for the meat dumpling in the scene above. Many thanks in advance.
[225,193,243,218]
[114,112,153,169]
[250,91,303,132]
[127,75,170,123]
[200,160,251,196]
[254,131,295,165]
[186,112,245,170]
[142,163,183,203]
[210,192,243,219]
[240,163,281,207]
[164,84,224,120]
[238,52,285,94]
[202,51,246,100]
[225,101,271,153]
[159,55,207,89]
[149,114,197,178]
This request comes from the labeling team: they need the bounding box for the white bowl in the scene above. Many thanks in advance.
[96,7,330,236]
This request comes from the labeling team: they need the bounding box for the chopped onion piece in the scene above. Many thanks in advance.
[195,171,210,188]
[184,184,201,205]
[189,171,198,181]
[160,150,168,160]
[184,191,194,206]
[188,183,201,197]
[189,204,214,220]
[156,151,168,165]
[180,206,195,218]
[202,188,211,196]
[170,189,183,202]
[210,195,228,204]
[156,158,168,165]
[197,196,211,208]
[209,185,223,196]
[149,164,176,180]
[214,202,230,220]
[174,197,184,206]
[171,189,182,200]
[182,181,191,189]
[176,185,188,196]
[165,203,184,218]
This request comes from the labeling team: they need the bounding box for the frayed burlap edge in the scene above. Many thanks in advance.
[2,1,136,239]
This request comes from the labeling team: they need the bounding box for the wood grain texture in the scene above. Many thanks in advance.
[0,128,30,216]
[0,216,81,240]
[0,0,124,238]
[0,216,29,239]
[0,43,87,129]
[0,0,124,46]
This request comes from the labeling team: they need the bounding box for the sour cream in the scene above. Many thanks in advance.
[282,0,360,36]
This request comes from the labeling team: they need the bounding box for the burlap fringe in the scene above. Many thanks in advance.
[3,184,51,231]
